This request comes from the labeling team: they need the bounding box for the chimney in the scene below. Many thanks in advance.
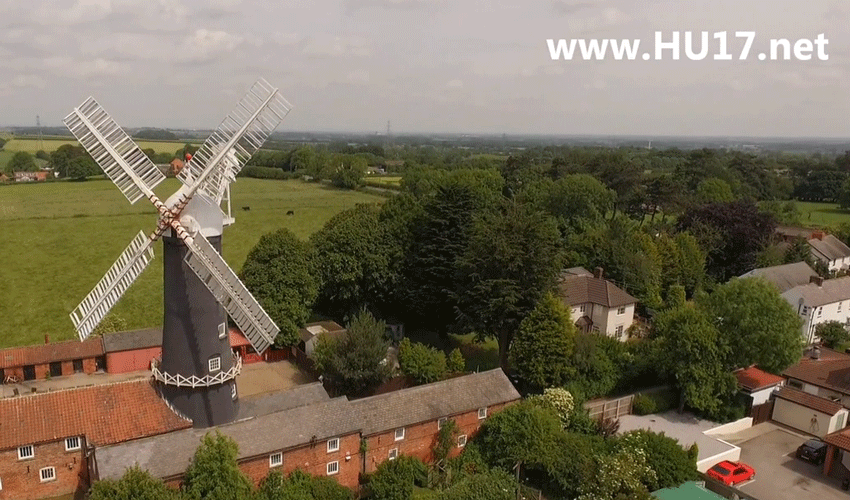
[44,334,49,344]
[810,276,824,287]
[812,231,825,241]
[594,267,604,279]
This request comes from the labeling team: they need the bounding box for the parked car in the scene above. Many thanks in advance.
[796,439,828,465]
[707,460,756,485]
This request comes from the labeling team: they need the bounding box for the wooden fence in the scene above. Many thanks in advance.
[585,394,634,422]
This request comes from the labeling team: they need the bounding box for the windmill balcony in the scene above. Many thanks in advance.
[150,354,242,388]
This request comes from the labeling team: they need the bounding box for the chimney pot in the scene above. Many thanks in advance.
[594,267,604,279]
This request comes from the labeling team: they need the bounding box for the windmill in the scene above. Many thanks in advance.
[63,78,291,427]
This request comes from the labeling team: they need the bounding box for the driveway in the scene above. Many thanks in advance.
[731,423,849,499]
[235,359,314,398]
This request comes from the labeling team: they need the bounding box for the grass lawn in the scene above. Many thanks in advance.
[0,178,384,347]
[3,137,199,154]
[793,201,850,228]
[366,176,402,186]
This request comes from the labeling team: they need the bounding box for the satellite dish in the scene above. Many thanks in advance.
[64,79,292,427]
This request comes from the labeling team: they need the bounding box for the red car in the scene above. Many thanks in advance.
[706,460,756,485]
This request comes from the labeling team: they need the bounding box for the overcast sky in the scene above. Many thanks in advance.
[0,0,847,137]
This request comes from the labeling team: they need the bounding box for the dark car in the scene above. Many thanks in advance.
[796,439,828,464]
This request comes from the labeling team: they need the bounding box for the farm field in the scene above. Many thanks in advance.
[3,137,198,154]
[365,175,402,185]
[794,201,850,227]
[0,178,384,347]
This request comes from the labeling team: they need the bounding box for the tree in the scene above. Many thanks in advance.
[311,204,401,320]
[398,337,447,384]
[447,348,466,373]
[182,432,254,500]
[240,229,319,347]
[289,145,317,172]
[331,154,367,189]
[696,177,734,204]
[676,199,776,282]
[89,465,180,500]
[653,306,738,419]
[839,177,850,209]
[784,237,815,266]
[454,202,563,369]
[528,387,575,428]
[35,149,49,161]
[618,430,700,491]
[66,156,99,179]
[256,469,352,500]
[310,309,391,396]
[49,144,87,177]
[473,400,562,470]
[700,278,803,373]
[436,468,517,500]
[816,321,850,348]
[368,455,428,500]
[575,447,656,500]
[6,151,37,173]
[508,292,576,390]
[543,174,614,231]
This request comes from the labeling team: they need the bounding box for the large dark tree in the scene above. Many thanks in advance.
[676,199,776,282]
[454,201,563,369]
[6,151,37,173]
[240,228,319,347]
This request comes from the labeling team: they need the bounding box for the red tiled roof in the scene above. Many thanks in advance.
[734,366,785,391]
[0,379,191,450]
[775,387,843,416]
[782,348,850,396]
[229,328,251,348]
[0,338,103,369]
[825,428,850,450]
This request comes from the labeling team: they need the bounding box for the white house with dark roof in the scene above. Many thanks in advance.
[782,275,850,344]
[739,261,819,294]
[557,267,637,341]
[808,234,850,273]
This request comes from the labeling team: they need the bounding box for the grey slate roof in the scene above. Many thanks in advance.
[101,328,162,353]
[809,235,850,261]
[236,382,329,420]
[350,369,521,436]
[784,276,850,307]
[739,262,819,293]
[95,396,357,481]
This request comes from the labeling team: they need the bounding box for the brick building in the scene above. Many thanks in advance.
[93,369,520,491]
[0,338,103,383]
[101,328,162,374]
[0,380,192,500]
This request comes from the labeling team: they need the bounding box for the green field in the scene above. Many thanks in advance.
[794,201,850,227]
[3,137,198,154]
[365,176,402,186]
[0,179,384,347]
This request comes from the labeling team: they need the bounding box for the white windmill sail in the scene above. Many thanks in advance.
[178,78,292,203]
[70,231,155,340]
[64,98,166,204]
[182,231,278,353]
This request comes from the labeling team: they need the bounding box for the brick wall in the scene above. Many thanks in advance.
[362,402,513,474]
[106,348,162,374]
[0,439,87,500]
[2,357,99,382]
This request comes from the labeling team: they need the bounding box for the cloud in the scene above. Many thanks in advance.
[446,79,463,88]
[272,32,301,46]
[301,35,371,58]
[30,0,113,26]
[551,0,601,15]
[43,56,128,78]
[346,0,444,11]
[176,29,244,63]
[11,74,47,89]
[347,69,370,84]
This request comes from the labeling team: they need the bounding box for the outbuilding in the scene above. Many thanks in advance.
[771,387,849,438]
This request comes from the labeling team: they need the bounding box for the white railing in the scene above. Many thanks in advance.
[151,355,241,388]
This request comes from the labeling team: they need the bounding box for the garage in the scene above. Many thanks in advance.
[772,387,848,438]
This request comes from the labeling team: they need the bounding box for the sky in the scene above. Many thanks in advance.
[0,0,848,137]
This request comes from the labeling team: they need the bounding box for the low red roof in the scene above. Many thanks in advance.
[229,328,251,348]
[826,428,850,450]
[734,366,785,391]
[0,338,103,369]
[0,379,191,450]
[775,387,843,416]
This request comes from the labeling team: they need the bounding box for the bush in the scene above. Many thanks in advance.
[633,390,676,416]
[447,348,466,373]
[369,455,428,500]
[238,165,295,179]
[632,394,658,416]
[398,337,447,384]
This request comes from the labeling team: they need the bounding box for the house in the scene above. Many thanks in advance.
[733,365,784,410]
[808,233,850,273]
[13,171,49,182]
[781,275,850,344]
[739,261,819,293]
[101,328,163,374]
[169,158,185,176]
[0,337,104,382]
[771,386,849,438]
[782,346,850,409]
[298,321,346,357]
[93,369,521,490]
[0,380,192,500]
[557,267,637,340]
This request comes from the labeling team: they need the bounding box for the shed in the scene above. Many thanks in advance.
[772,387,849,437]
[102,328,163,373]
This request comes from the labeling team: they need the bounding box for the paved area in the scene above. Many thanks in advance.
[235,360,315,398]
[732,423,849,500]
[618,411,736,464]
[1,370,148,398]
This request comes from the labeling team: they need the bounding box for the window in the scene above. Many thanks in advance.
[617,306,626,315]
[394,428,405,441]
[478,407,487,419]
[0,476,2,491]
[789,379,803,390]
[327,438,339,452]
[591,325,600,333]
[327,461,339,475]
[457,435,467,447]
[39,467,56,482]
[65,437,81,451]
[840,302,843,313]
[269,452,282,467]
[72,359,83,373]
[818,307,823,317]
[219,323,227,339]
[388,448,398,460]
[615,325,624,338]
[18,445,34,460]
[208,356,221,372]
[438,417,447,429]
[49,361,62,377]
[802,306,809,316]
[579,304,586,313]
[838,412,847,429]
